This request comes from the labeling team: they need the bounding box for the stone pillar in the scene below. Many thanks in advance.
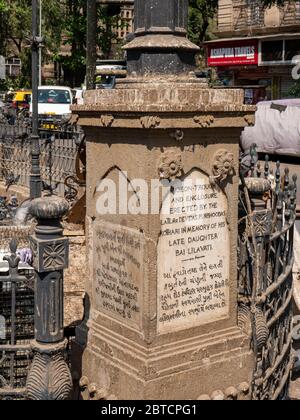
[127,0,197,75]
[73,0,256,400]
[26,196,73,400]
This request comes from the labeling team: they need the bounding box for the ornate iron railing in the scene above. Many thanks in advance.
[0,120,84,199]
[0,239,35,400]
[0,199,73,400]
[238,153,297,400]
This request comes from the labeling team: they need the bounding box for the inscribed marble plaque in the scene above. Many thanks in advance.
[158,169,230,333]
[93,222,144,330]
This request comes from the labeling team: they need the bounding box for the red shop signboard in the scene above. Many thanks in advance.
[207,40,259,67]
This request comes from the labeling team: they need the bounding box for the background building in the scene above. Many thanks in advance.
[116,2,134,40]
[206,0,300,103]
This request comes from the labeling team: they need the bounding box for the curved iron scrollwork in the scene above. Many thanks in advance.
[64,134,86,225]
[238,146,297,400]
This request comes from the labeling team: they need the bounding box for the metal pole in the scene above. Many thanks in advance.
[39,0,42,86]
[86,0,97,90]
[30,0,42,199]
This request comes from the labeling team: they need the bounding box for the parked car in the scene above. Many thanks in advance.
[29,86,73,129]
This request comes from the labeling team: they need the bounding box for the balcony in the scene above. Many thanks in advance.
[217,0,300,37]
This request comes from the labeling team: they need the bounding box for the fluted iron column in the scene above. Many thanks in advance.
[30,0,42,199]
[125,0,199,75]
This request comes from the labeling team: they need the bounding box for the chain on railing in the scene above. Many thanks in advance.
[238,149,297,400]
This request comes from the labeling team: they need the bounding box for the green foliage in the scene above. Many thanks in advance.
[188,0,218,44]
[289,79,300,97]
[97,5,128,59]
[0,0,64,86]
[56,1,128,86]
[0,0,8,13]
[0,0,128,87]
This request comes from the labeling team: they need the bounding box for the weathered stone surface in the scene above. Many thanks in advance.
[73,38,255,397]
[92,222,144,330]
[64,233,86,327]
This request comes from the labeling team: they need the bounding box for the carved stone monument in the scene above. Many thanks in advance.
[73,0,257,400]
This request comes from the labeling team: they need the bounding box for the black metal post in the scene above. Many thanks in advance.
[30,0,42,199]
[26,197,73,400]
[86,0,97,90]
[125,0,199,75]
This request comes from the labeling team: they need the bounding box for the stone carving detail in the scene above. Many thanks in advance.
[100,342,114,358]
[79,377,117,401]
[43,241,67,271]
[193,115,215,127]
[138,365,159,380]
[158,151,183,180]
[140,115,161,129]
[244,115,255,126]
[197,382,250,400]
[26,343,73,400]
[169,129,184,142]
[191,348,210,362]
[100,115,114,128]
[30,237,69,272]
[211,149,234,184]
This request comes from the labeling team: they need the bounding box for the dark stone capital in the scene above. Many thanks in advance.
[125,0,200,76]
[135,0,189,37]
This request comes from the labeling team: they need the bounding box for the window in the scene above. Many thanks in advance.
[260,39,300,65]
[285,39,300,61]
[261,41,283,62]
[38,89,71,104]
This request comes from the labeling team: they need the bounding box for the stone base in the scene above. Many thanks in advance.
[77,322,253,400]
[289,378,300,400]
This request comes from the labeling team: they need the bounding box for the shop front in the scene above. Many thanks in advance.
[206,35,300,104]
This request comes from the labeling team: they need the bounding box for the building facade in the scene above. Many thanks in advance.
[206,0,300,103]
[117,3,134,40]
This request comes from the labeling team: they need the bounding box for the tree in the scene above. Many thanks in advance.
[56,0,87,87]
[86,0,97,90]
[188,0,218,45]
[0,0,64,86]
[58,1,127,87]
